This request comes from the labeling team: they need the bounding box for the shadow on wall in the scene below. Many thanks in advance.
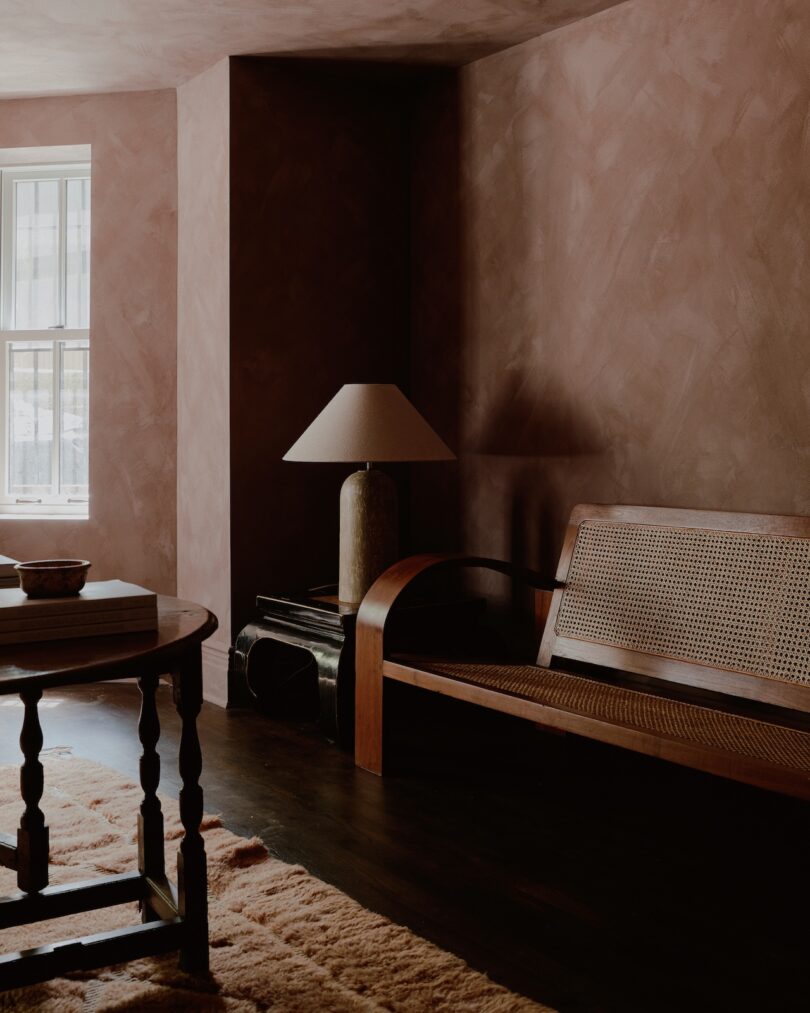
[473,374,606,578]
[473,373,604,458]
[408,66,613,583]
[461,374,608,636]
[408,69,465,556]
[472,370,604,567]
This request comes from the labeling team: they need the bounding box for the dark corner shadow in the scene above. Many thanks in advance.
[407,65,465,555]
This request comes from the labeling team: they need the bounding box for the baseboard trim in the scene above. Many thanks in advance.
[202,642,229,708]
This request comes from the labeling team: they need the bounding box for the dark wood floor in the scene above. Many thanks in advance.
[0,679,806,1013]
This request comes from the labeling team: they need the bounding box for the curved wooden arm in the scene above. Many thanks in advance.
[354,553,557,774]
[358,553,555,637]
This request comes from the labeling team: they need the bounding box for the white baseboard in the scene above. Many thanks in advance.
[202,641,229,708]
[100,642,230,707]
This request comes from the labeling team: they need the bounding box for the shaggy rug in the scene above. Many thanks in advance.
[0,756,553,1012]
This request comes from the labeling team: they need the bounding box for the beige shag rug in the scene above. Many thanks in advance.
[0,756,552,1012]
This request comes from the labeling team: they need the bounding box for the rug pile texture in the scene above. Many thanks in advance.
[0,756,551,1011]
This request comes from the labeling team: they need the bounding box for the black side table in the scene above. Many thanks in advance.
[231,587,357,746]
[230,585,488,747]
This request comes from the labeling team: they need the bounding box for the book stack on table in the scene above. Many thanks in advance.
[0,556,18,589]
[0,580,158,645]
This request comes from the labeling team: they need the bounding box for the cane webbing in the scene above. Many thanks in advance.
[409,659,810,772]
[556,521,810,686]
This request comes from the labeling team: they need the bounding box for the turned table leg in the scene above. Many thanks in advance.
[17,689,49,894]
[172,649,208,974]
[137,672,165,921]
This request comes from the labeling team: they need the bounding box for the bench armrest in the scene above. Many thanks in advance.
[355,554,557,773]
[357,553,556,641]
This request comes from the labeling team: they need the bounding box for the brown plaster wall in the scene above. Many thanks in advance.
[409,71,464,555]
[441,0,810,575]
[177,58,231,704]
[228,59,411,633]
[0,90,178,593]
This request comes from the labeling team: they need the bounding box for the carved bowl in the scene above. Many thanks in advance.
[14,559,92,598]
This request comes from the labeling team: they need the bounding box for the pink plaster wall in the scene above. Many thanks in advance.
[0,0,626,98]
[451,0,810,573]
[177,59,231,705]
[0,89,178,593]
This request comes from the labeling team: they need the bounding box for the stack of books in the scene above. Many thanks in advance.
[0,580,158,645]
[0,555,18,589]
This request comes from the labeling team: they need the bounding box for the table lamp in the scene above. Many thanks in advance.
[283,383,455,605]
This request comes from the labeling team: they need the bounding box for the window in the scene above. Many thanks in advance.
[0,161,90,516]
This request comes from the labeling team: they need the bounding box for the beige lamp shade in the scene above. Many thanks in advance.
[283,384,455,463]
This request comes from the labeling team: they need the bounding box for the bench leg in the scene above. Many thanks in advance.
[354,635,384,775]
[17,689,49,894]
[137,672,165,921]
[172,649,208,975]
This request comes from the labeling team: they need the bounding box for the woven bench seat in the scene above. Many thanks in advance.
[385,656,810,796]
[355,505,810,798]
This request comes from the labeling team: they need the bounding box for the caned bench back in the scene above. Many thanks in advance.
[537,505,810,713]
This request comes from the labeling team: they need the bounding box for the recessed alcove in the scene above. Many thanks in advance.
[178,56,462,702]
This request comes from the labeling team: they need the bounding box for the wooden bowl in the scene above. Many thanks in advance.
[14,559,92,598]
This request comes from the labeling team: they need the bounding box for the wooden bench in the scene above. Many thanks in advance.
[354,504,810,800]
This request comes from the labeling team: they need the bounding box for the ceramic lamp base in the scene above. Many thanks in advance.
[339,467,397,606]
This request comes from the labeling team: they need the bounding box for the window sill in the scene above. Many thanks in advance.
[0,513,89,521]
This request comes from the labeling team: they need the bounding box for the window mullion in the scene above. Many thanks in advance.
[58,177,67,327]
[52,339,61,498]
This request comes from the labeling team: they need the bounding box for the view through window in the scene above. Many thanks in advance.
[0,159,90,515]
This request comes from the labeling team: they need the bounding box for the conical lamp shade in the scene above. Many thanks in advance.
[283,384,455,463]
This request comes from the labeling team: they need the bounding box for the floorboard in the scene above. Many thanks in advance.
[0,681,806,1013]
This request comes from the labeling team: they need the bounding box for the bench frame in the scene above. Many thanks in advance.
[354,506,810,799]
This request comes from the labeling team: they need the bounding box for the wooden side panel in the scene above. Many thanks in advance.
[536,589,564,668]
[534,588,554,641]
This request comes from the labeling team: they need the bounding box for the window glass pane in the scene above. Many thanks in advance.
[14,179,60,330]
[8,341,54,497]
[65,178,90,329]
[59,340,89,496]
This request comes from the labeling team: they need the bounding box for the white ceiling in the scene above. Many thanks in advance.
[0,0,625,99]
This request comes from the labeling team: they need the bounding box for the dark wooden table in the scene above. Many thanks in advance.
[0,595,217,991]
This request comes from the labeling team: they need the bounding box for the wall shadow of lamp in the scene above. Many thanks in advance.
[283,384,455,606]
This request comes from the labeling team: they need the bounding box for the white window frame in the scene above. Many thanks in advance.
[0,162,90,518]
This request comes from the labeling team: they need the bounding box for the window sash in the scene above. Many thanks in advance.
[0,164,91,332]
[0,329,89,515]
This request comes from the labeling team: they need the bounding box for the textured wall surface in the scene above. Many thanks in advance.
[453,0,810,574]
[409,72,464,554]
[0,89,178,594]
[177,58,231,704]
